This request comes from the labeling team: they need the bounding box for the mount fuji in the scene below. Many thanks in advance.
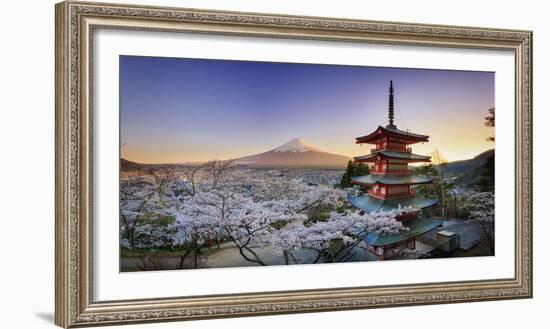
[235,138,351,169]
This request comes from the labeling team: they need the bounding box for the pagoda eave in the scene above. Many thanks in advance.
[363,218,443,247]
[355,126,429,145]
[354,158,430,164]
[351,174,435,186]
[348,195,439,213]
[354,150,431,163]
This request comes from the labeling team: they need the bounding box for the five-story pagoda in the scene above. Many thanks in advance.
[349,81,441,259]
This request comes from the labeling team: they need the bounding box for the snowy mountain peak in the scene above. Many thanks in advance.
[272,138,321,153]
[235,137,350,168]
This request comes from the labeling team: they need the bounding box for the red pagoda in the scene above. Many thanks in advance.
[348,81,441,260]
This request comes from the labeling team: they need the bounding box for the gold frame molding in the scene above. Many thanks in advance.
[55,1,533,327]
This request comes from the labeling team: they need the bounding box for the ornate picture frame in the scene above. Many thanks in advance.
[55,1,532,327]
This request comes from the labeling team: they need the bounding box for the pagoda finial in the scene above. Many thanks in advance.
[387,80,397,129]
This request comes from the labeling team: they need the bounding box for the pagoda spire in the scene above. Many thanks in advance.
[387,80,397,129]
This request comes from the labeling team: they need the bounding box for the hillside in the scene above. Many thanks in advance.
[441,149,494,187]
[120,158,148,172]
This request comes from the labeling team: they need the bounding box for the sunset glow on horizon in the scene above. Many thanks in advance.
[120,56,495,164]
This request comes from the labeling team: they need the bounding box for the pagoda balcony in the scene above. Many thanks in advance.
[370,147,413,153]
[370,147,392,153]
[368,189,416,199]
[370,168,412,175]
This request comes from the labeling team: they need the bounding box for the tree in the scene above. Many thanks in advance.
[119,170,184,270]
[120,162,416,269]
[339,161,354,188]
[485,107,495,142]
[339,160,370,188]
[413,164,439,198]
[476,107,495,191]
[127,218,174,271]
[223,197,300,266]
[170,191,233,268]
[170,181,347,266]
[259,207,412,264]
[163,176,413,267]
[432,149,448,218]
[184,164,211,196]
[203,159,235,189]
[120,171,179,250]
[475,154,494,192]
[120,175,156,250]
[465,192,495,254]
[419,149,452,218]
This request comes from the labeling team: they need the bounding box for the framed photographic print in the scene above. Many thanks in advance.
[55,1,532,327]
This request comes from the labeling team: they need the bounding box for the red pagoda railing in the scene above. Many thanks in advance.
[370,146,412,153]
[371,168,412,175]
[368,189,416,199]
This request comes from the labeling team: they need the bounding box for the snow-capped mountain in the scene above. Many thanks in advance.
[272,138,321,153]
[235,138,351,169]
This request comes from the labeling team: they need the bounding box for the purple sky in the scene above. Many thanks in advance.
[120,55,495,163]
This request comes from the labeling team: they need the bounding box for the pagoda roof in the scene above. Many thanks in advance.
[354,150,431,162]
[363,218,443,247]
[348,195,438,213]
[351,174,434,185]
[356,126,429,144]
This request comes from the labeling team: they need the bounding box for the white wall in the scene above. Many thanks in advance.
[0,0,546,328]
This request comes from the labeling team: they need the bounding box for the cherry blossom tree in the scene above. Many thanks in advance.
[180,163,209,197]
[170,189,301,266]
[203,159,235,189]
[121,162,417,269]
[257,207,411,264]
[119,170,185,270]
[120,174,158,250]
[169,199,227,268]
[168,183,411,266]
[466,191,495,254]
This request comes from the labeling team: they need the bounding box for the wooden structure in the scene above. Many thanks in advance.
[348,81,440,259]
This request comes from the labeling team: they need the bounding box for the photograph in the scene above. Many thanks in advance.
[119,56,496,271]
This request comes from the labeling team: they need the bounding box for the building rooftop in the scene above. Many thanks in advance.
[364,218,443,247]
[347,194,438,213]
[438,230,456,237]
[355,125,430,144]
[354,150,431,162]
[351,174,435,185]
